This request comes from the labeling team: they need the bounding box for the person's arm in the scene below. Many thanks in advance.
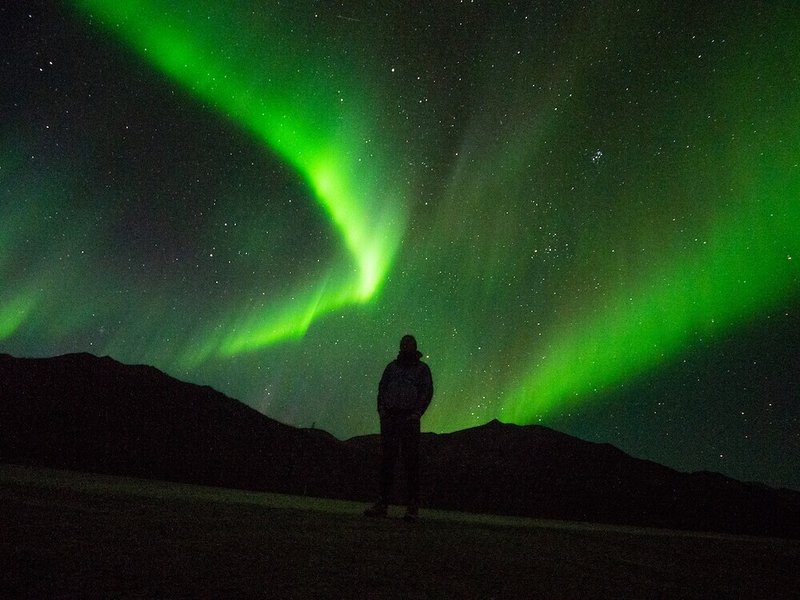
[377,363,391,413]
[415,364,434,416]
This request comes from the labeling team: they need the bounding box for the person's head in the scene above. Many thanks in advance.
[399,334,417,352]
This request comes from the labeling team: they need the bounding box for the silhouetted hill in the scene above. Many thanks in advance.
[0,352,363,497]
[1,352,798,538]
[424,421,800,536]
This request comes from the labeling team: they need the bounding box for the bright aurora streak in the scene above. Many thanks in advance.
[1,0,798,489]
[70,0,407,363]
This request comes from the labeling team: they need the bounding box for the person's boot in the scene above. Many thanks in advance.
[402,504,418,522]
[363,501,388,517]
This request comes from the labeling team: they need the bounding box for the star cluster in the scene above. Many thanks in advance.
[1,0,798,489]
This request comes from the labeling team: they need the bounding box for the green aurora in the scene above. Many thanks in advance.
[1,0,798,488]
[68,0,408,365]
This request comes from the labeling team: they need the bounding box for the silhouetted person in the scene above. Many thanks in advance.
[364,334,433,521]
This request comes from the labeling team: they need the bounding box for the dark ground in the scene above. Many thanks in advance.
[1,465,798,599]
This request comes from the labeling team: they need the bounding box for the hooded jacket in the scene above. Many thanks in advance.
[377,349,433,415]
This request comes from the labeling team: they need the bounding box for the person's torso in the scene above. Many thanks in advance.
[382,361,425,410]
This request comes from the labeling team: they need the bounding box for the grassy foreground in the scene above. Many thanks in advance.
[1,465,798,599]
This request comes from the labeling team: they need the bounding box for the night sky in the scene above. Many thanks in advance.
[2,1,798,490]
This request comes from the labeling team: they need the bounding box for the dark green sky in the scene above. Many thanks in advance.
[1,0,798,489]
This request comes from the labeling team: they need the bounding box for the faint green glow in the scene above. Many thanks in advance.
[0,295,34,341]
[503,169,799,422]
[71,0,404,363]
[408,8,800,433]
[5,0,797,456]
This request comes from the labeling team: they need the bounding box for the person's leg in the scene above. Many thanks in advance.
[400,415,420,516]
[366,414,398,517]
[379,413,400,504]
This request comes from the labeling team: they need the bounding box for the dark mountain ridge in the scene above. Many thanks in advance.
[1,352,798,538]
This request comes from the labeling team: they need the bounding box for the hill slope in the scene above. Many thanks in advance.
[1,352,798,537]
[0,352,361,496]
